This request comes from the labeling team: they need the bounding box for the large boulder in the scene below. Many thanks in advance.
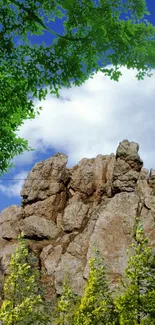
[112,139,143,193]
[19,215,59,240]
[20,153,68,205]
[0,205,23,240]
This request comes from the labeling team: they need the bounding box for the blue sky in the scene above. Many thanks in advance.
[0,0,155,213]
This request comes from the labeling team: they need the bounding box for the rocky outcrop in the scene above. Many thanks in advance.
[112,140,143,193]
[1,139,155,301]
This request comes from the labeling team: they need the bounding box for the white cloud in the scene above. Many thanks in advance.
[0,171,28,197]
[2,66,155,199]
[14,66,155,171]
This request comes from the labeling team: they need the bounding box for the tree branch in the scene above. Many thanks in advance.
[11,0,90,42]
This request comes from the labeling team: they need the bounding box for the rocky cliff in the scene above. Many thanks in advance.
[1,139,155,302]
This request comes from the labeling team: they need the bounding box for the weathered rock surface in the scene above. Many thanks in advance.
[1,139,155,300]
[0,206,23,240]
[19,215,59,240]
[62,199,89,231]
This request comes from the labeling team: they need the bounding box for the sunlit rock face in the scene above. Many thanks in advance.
[1,139,155,301]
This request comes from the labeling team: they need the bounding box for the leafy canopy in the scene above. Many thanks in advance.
[1,0,155,175]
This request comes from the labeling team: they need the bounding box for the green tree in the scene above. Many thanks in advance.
[116,218,155,324]
[1,0,155,175]
[74,250,119,325]
[0,233,51,325]
[54,277,79,325]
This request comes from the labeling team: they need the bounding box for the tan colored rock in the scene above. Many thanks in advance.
[67,219,96,257]
[1,139,155,301]
[140,200,155,249]
[136,168,151,198]
[104,154,115,197]
[62,200,89,231]
[113,170,140,192]
[112,158,130,177]
[21,153,68,205]
[0,241,18,274]
[19,215,59,239]
[0,205,23,224]
[41,245,62,275]
[148,168,155,190]
[55,252,85,295]
[24,192,67,222]
[139,168,149,181]
[84,192,139,285]
[0,222,18,240]
[69,153,115,203]
[0,206,23,240]
[69,157,95,197]
[112,140,143,193]
[93,154,115,193]
[116,139,143,167]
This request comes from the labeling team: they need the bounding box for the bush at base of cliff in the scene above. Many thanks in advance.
[116,217,155,324]
[0,233,52,325]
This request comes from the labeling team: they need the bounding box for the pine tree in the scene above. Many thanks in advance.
[116,217,155,324]
[74,250,119,325]
[0,233,51,325]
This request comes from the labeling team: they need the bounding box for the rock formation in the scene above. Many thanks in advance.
[1,139,155,302]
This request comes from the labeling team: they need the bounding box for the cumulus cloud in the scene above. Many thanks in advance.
[14,66,155,171]
[1,66,155,199]
[0,171,28,197]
